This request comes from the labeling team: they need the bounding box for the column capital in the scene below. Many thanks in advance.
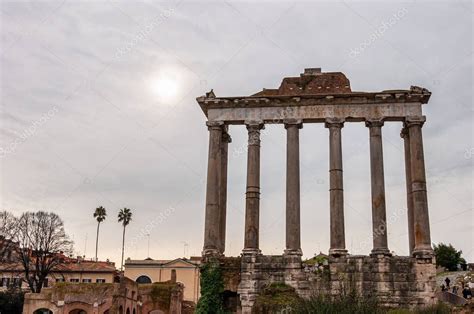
[365,119,384,128]
[206,121,225,130]
[325,118,344,129]
[405,116,426,128]
[245,120,265,130]
[284,119,303,129]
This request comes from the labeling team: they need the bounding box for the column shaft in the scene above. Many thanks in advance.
[366,120,390,256]
[401,127,415,255]
[407,116,433,257]
[243,121,264,254]
[218,130,231,254]
[203,121,223,256]
[285,120,302,255]
[325,118,347,256]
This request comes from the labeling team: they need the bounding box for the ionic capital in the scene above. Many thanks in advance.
[245,120,265,131]
[405,116,426,128]
[324,118,344,129]
[206,121,225,130]
[283,119,303,129]
[365,119,384,128]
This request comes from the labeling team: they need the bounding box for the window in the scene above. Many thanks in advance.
[135,275,152,284]
[82,279,92,283]
[1,278,10,287]
[12,278,21,287]
[70,278,80,283]
[56,278,65,283]
[96,278,106,283]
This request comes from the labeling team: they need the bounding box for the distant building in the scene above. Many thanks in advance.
[124,257,201,304]
[22,276,186,314]
[0,256,117,291]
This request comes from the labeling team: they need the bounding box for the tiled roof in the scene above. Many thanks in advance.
[0,259,116,273]
[125,257,201,267]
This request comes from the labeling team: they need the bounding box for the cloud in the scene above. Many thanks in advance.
[0,0,472,264]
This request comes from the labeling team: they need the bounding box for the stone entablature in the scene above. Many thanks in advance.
[197,86,431,124]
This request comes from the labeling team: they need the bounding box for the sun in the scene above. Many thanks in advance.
[148,73,180,104]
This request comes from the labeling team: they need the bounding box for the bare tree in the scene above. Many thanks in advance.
[7,211,73,293]
[0,210,18,262]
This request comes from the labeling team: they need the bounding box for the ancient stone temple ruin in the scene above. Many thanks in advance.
[196,68,437,313]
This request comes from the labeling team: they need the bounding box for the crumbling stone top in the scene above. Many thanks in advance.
[196,68,431,117]
[252,68,351,96]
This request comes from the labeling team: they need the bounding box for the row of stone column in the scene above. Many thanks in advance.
[202,117,433,258]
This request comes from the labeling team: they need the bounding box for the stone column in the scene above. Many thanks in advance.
[284,119,303,256]
[401,127,415,255]
[406,116,433,258]
[203,121,224,256]
[218,129,231,254]
[243,121,264,255]
[325,118,347,256]
[366,120,391,256]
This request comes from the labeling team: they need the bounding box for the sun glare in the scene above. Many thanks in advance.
[149,73,180,104]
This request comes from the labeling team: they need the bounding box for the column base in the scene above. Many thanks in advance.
[284,248,302,256]
[412,246,434,259]
[242,248,262,256]
[370,248,392,257]
[329,248,348,257]
[202,248,222,258]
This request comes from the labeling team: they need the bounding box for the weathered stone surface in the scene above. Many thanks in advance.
[243,121,264,254]
[199,69,436,312]
[285,120,302,256]
[326,118,347,256]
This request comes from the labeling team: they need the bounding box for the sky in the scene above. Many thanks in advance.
[0,0,472,266]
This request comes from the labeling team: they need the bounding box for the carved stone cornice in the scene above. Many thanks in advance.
[196,87,431,117]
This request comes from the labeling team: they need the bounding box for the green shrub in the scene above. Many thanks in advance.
[0,288,24,314]
[253,282,301,313]
[196,259,225,314]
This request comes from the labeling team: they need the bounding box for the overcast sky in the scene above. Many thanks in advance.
[0,0,472,265]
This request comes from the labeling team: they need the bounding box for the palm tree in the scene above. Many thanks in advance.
[93,206,107,262]
[118,208,132,271]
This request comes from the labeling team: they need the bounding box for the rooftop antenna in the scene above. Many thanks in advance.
[181,241,189,257]
[146,233,151,258]
[83,233,88,258]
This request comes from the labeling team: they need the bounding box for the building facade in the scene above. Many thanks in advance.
[0,257,116,292]
[124,257,201,304]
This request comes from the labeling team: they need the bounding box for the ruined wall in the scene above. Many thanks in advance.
[328,255,437,308]
[236,254,437,313]
[23,279,184,314]
[138,282,184,314]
